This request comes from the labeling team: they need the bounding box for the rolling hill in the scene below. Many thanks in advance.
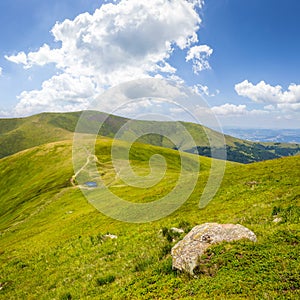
[0,136,299,299]
[0,111,299,163]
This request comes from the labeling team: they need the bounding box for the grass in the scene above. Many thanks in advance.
[1,111,299,163]
[0,137,299,299]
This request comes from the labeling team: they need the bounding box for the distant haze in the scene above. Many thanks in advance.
[224,128,300,144]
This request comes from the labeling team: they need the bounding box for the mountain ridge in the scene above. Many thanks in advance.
[0,110,299,163]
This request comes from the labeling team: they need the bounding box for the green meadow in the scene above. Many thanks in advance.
[0,135,299,299]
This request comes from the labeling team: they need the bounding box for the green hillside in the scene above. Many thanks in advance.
[0,113,74,158]
[0,138,299,299]
[0,111,299,163]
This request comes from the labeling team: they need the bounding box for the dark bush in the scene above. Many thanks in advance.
[96,275,116,286]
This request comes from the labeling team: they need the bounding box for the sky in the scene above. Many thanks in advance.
[0,0,300,129]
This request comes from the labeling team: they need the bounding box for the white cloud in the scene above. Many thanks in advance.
[235,80,300,104]
[194,84,209,96]
[5,0,207,115]
[192,84,219,96]
[282,84,300,103]
[278,102,300,111]
[14,73,96,115]
[0,67,2,76]
[211,103,267,116]
[264,104,275,110]
[156,62,177,74]
[5,51,28,65]
[235,80,300,113]
[0,110,10,117]
[211,103,248,116]
[188,0,205,7]
[186,45,213,74]
[169,107,185,114]
[26,44,63,69]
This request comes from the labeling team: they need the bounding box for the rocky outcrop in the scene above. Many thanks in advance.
[171,223,257,275]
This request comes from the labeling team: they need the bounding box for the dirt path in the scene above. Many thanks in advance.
[70,153,98,186]
[71,150,121,188]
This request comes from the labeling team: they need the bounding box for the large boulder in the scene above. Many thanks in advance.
[171,223,257,275]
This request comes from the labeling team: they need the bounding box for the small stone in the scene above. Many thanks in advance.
[170,227,184,234]
[273,217,282,223]
[104,234,118,239]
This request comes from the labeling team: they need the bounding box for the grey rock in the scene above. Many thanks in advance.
[170,227,185,234]
[104,233,118,239]
[171,223,257,275]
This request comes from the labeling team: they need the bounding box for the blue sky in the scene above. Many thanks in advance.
[0,0,299,128]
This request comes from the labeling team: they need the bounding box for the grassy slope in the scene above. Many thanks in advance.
[0,113,74,158]
[1,111,299,163]
[0,139,299,299]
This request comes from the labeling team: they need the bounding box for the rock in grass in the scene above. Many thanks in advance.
[171,223,257,275]
[170,227,184,234]
[104,233,118,239]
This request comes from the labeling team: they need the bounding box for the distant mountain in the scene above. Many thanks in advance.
[0,111,299,163]
[224,128,300,144]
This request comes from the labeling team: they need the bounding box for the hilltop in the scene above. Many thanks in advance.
[0,111,299,163]
[0,137,299,299]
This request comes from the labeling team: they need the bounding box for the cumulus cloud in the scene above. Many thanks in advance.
[14,73,96,115]
[5,52,28,65]
[5,45,61,69]
[211,103,267,116]
[26,44,62,68]
[211,103,247,116]
[186,45,213,74]
[187,0,205,7]
[4,0,211,115]
[5,0,212,114]
[235,80,300,112]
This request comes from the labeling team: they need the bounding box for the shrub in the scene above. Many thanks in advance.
[133,257,153,272]
[271,206,281,216]
[271,205,300,223]
[60,292,72,300]
[96,275,116,286]
[159,243,172,260]
[154,257,174,275]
